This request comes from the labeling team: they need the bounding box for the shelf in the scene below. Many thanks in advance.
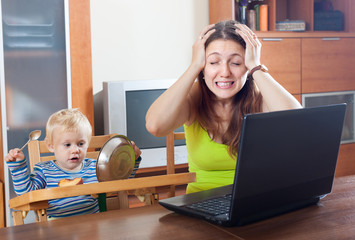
[209,0,355,34]
[256,31,355,38]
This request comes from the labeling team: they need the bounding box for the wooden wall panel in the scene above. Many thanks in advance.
[69,0,94,130]
[0,101,4,227]
[293,94,301,104]
[209,0,234,24]
[302,38,355,93]
[0,103,3,187]
[335,143,355,177]
[260,38,301,95]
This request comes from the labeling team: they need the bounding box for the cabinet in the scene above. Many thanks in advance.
[209,0,355,33]
[302,37,355,93]
[209,0,355,178]
[260,38,301,94]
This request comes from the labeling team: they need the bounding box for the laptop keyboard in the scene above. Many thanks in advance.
[185,194,232,216]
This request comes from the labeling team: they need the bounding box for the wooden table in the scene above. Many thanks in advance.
[2,175,355,240]
[224,175,355,240]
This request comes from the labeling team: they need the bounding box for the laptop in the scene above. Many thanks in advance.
[159,104,346,227]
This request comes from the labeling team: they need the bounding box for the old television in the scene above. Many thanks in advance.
[103,79,187,168]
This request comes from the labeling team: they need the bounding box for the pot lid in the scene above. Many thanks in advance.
[96,135,135,182]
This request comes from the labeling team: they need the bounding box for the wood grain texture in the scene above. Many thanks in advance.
[1,205,237,240]
[0,182,4,228]
[260,38,301,94]
[223,175,355,239]
[2,176,355,239]
[68,0,94,129]
[335,143,355,177]
[0,103,4,227]
[209,0,234,24]
[302,38,355,93]
[9,173,196,210]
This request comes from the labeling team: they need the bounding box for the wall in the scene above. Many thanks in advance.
[90,0,209,134]
[90,0,209,94]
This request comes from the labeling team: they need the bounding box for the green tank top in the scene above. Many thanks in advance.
[184,121,237,194]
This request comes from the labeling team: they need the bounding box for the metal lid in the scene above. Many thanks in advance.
[96,135,135,182]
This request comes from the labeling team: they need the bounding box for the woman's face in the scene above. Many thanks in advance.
[204,39,248,100]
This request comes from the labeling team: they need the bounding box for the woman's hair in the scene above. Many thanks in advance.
[196,20,263,157]
[45,108,92,143]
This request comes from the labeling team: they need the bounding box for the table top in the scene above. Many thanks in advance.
[225,175,355,240]
[2,175,355,240]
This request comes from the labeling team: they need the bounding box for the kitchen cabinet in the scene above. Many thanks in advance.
[209,0,355,33]
[302,37,355,93]
[260,38,301,95]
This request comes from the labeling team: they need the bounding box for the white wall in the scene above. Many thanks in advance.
[90,0,209,95]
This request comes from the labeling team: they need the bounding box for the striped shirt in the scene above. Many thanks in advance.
[7,156,142,219]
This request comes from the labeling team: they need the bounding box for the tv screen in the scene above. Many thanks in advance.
[103,79,188,168]
[126,89,185,149]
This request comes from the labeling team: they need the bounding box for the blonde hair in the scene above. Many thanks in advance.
[45,109,92,144]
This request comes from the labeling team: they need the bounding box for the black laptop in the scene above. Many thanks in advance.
[159,104,346,227]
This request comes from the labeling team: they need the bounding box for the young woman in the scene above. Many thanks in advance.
[146,20,302,194]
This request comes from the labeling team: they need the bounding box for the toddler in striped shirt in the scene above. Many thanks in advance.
[5,108,142,219]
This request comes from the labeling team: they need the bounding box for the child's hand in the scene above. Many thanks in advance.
[5,148,25,162]
[131,141,142,160]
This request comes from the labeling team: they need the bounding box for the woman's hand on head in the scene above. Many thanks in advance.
[235,24,261,71]
[191,24,215,70]
[5,148,25,162]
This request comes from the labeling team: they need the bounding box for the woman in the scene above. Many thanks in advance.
[146,20,302,194]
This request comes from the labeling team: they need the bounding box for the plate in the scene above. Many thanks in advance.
[96,135,135,182]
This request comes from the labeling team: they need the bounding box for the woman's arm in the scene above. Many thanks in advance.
[145,24,215,137]
[145,63,200,137]
[236,24,302,112]
[252,69,302,112]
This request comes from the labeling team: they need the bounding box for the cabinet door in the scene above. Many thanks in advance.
[209,0,235,24]
[336,143,355,177]
[260,38,301,94]
[302,38,355,93]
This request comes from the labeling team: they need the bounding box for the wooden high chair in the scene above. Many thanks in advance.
[9,134,195,225]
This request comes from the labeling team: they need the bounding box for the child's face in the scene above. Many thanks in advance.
[47,127,89,172]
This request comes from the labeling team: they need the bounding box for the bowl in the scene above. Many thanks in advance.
[96,135,135,182]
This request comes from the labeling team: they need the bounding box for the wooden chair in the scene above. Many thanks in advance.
[9,134,195,225]
[28,133,133,211]
[166,131,186,197]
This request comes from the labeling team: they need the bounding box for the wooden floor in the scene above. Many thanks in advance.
[128,185,187,208]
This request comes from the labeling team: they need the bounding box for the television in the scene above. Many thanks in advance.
[103,79,188,168]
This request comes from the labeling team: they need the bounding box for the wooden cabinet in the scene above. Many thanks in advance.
[209,0,355,33]
[302,37,355,93]
[260,38,301,94]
